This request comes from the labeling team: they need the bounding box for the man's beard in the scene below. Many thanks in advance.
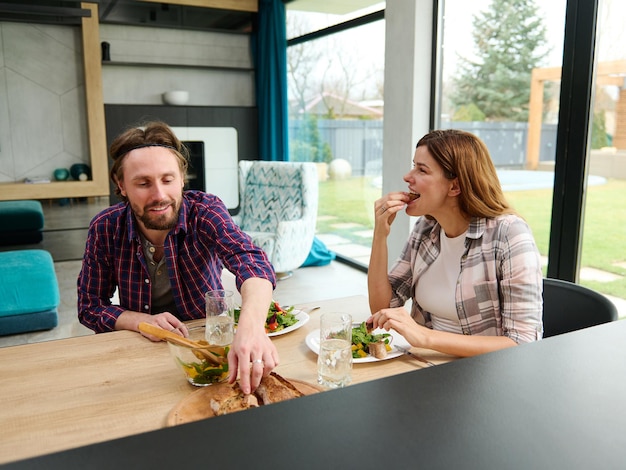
[133,199,180,231]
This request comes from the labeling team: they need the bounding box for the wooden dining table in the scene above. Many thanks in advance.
[0,295,454,466]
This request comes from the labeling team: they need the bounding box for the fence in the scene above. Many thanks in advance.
[289,119,558,175]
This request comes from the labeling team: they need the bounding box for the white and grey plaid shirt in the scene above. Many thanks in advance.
[388,214,543,343]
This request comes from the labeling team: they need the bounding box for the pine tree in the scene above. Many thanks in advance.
[451,0,549,122]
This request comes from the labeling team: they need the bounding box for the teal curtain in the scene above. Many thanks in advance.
[252,0,288,161]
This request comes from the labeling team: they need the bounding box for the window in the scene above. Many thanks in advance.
[437,0,566,267]
[579,0,626,314]
[286,1,624,319]
[286,5,385,268]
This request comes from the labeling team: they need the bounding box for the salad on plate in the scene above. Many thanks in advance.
[351,321,393,359]
[234,301,299,334]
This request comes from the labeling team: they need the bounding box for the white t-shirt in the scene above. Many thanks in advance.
[414,228,467,332]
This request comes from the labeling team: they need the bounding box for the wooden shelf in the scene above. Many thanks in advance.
[0,180,109,201]
[136,0,257,13]
[102,61,253,72]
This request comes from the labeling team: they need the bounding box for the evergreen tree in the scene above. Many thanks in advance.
[453,103,486,122]
[289,114,333,163]
[590,111,608,149]
[451,0,549,122]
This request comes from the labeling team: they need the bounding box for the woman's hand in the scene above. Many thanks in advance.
[369,307,518,357]
[368,307,431,348]
[373,192,411,237]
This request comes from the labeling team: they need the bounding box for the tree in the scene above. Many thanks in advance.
[450,0,550,122]
[286,13,384,118]
[289,114,332,164]
[286,15,324,117]
[590,111,609,149]
[453,103,486,122]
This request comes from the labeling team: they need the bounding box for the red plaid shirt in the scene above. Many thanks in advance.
[78,191,276,333]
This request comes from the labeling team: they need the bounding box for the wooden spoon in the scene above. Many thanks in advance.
[138,322,227,365]
[139,322,203,347]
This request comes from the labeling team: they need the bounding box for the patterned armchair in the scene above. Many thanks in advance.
[233,161,319,279]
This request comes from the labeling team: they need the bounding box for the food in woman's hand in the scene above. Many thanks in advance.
[234,300,298,333]
[408,192,420,201]
[351,321,392,359]
[209,372,303,416]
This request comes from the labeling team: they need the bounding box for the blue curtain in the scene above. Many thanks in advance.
[252,0,288,161]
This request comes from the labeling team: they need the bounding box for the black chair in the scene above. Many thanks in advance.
[542,278,619,338]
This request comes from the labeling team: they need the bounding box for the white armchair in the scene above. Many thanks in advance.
[233,160,319,279]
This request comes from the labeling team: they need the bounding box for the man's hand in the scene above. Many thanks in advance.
[116,310,189,341]
[227,278,277,394]
[228,322,279,394]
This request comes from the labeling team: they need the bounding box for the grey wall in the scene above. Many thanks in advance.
[0,23,88,184]
[0,21,254,185]
[99,24,254,106]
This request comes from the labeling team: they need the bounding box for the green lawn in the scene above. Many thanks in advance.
[318,177,626,299]
[508,179,626,298]
[316,176,380,242]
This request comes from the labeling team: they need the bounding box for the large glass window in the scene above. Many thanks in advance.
[439,0,624,314]
[287,1,624,318]
[579,0,626,315]
[286,5,385,267]
[438,0,566,270]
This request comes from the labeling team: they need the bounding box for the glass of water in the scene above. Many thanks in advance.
[205,289,235,347]
[317,312,353,388]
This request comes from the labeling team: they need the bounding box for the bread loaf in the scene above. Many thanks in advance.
[208,372,303,416]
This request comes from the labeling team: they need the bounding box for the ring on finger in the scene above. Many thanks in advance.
[250,358,264,367]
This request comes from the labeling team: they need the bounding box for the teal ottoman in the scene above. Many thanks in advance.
[0,200,45,246]
[0,250,59,336]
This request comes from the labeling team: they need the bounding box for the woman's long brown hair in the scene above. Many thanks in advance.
[416,129,515,218]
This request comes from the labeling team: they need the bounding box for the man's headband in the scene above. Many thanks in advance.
[114,143,178,160]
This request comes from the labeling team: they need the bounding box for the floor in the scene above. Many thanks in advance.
[0,198,368,348]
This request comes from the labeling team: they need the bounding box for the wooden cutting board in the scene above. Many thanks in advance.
[166,378,323,426]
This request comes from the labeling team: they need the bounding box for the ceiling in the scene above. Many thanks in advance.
[0,1,253,31]
[0,1,383,31]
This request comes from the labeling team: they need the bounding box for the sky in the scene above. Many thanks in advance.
[287,0,569,80]
[286,0,625,100]
[441,0,568,79]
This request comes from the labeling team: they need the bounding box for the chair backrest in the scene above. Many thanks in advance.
[238,161,318,232]
[542,278,618,338]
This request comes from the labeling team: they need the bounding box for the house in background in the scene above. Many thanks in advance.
[301,92,383,119]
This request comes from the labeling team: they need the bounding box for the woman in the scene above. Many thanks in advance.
[367,129,543,357]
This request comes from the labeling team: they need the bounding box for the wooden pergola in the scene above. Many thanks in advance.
[526,60,626,169]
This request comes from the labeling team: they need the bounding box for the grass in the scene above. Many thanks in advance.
[318,177,626,299]
[316,176,381,244]
[508,179,626,298]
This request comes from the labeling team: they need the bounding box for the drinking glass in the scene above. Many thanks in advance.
[205,289,235,346]
[317,312,352,388]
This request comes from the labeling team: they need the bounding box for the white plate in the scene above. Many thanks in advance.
[267,309,310,337]
[305,327,411,363]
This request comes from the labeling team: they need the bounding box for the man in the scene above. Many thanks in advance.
[78,121,277,393]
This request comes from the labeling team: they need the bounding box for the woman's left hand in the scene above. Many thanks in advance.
[368,307,431,348]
